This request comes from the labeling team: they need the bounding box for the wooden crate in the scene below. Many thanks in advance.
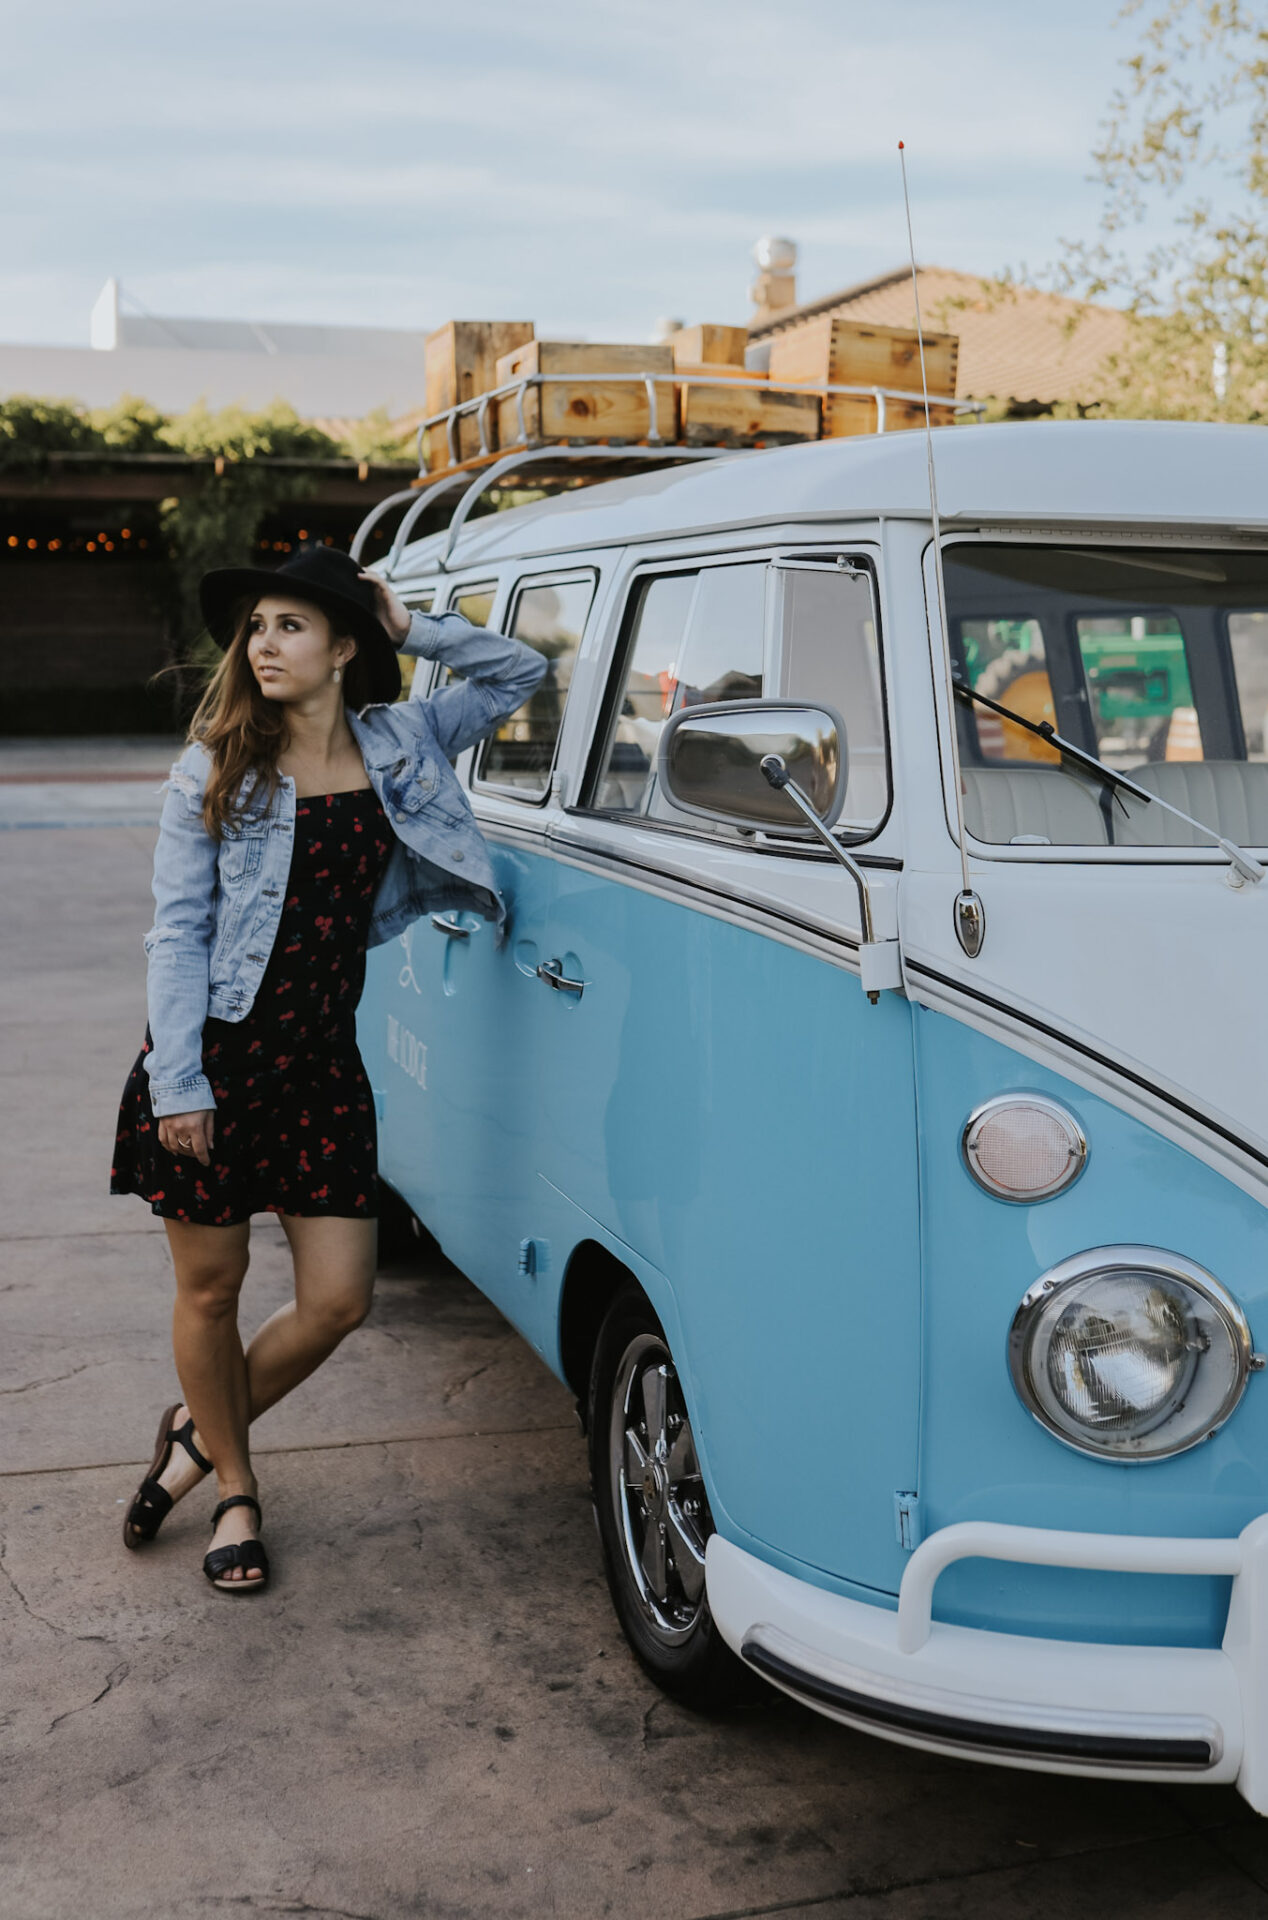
[680,380,820,448]
[816,393,957,436]
[668,323,748,369]
[493,340,676,446]
[423,319,535,463]
[768,316,958,436]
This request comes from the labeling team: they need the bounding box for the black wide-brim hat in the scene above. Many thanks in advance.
[199,545,401,704]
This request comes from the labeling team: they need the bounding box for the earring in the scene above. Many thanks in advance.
[332,667,341,684]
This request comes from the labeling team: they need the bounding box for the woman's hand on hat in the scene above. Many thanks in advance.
[158,1108,216,1166]
[358,572,411,645]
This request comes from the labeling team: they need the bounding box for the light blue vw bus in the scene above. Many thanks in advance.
[355,420,1268,1811]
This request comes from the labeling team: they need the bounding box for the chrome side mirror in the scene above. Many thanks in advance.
[657,700,848,835]
[657,697,903,1006]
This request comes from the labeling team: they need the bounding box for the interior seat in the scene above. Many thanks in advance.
[962,766,1109,845]
[1114,761,1268,847]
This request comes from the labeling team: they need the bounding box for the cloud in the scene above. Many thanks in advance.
[0,0,1129,346]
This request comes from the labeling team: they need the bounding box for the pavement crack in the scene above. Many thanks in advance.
[441,1361,492,1404]
[48,1659,130,1732]
[0,1418,576,1480]
[0,1535,107,1642]
[0,1359,108,1396]
[198,1901,382,1918]
[370,1322,410,1351]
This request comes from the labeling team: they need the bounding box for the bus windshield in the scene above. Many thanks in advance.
[944,542,1268,850]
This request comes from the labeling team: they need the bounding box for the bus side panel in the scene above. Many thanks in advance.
[357,839,560,1344]
[530,858,922,1597]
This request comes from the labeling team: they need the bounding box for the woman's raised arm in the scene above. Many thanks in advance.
[359,570,549,760]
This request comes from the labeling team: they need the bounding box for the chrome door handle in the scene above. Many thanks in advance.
[536,958,585,997]
[430,913,471,939]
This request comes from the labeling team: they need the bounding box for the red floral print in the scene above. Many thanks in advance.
[110,788,393,1225]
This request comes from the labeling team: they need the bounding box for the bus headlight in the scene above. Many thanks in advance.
[1008,1247,1258,1460]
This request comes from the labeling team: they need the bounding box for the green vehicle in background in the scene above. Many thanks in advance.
[960,614,1197,765]
[1078,619,1194,732]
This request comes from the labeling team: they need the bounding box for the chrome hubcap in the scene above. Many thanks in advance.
[609,1332,711,1643]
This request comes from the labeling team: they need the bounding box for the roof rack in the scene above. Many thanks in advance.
[350,443,729,572]
[351,365,983,573]
[414,368,978,474]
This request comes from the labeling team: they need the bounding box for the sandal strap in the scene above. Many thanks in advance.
[203,1538,269,1582]
[170,1416,213,1477]
[210,1493,261,1530]
[127,1477,173,1530]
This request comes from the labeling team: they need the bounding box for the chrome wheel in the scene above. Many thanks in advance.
[609,1331,710,1644]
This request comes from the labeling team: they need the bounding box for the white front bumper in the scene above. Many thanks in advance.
[706,1515,1268,1812]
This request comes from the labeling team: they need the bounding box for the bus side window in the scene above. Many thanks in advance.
[475,573,594,798]
[776,566,890,832]
[592,563,766,818]
[399,591,434,700]
[432,581,497,693]
[592,572,699,813]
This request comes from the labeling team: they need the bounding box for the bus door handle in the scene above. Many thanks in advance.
[536,957,585,998]
[430,913,472,939]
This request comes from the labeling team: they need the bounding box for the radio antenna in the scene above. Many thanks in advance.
[898,141,983,955]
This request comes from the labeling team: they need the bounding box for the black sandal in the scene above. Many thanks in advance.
[122,1402,213,1549]
[203,1494,269,1594]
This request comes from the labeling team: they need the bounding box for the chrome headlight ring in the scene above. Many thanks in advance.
[1008,1245,1260,1462]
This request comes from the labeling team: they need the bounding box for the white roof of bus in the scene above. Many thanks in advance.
[388,420,1268,579]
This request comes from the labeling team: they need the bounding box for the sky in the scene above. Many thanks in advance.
[0,0,1141,348]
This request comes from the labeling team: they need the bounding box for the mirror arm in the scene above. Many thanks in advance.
[760,755,875,943]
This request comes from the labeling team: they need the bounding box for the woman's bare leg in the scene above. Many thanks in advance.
[161,1215,262,1581]
[152,1213,376,1579]
[243,1213,377,1414]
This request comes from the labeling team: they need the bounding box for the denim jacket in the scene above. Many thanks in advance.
[142,608,548,1117]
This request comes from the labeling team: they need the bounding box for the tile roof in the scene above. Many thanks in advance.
[748,266,1131,407]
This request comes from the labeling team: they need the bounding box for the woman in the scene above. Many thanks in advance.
[110,545,548,1592]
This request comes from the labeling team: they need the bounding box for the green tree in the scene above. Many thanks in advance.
[88,393,169,452]
[0,396,100,466]
[1066,1,1268,419]
[338,405,416,464]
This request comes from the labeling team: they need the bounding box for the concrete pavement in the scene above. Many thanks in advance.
[3,745,1268,1919]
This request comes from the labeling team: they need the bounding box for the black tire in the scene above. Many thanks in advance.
[587,1284,753,1709]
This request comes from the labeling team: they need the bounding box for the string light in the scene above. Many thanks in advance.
[0,516,356,560]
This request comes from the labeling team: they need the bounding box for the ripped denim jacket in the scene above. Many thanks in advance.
[142,608,548,1117]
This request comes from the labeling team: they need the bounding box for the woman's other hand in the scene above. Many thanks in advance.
[359,571,411,645]
[158,1109,216,1165]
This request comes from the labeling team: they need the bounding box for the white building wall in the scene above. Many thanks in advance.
[0,340,426,418]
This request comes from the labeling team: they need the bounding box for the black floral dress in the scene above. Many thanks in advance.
[110,788,394,1226]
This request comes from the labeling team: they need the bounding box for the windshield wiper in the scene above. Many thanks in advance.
[953,679,1265,884]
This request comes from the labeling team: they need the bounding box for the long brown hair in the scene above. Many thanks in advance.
[187,595,376,838]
